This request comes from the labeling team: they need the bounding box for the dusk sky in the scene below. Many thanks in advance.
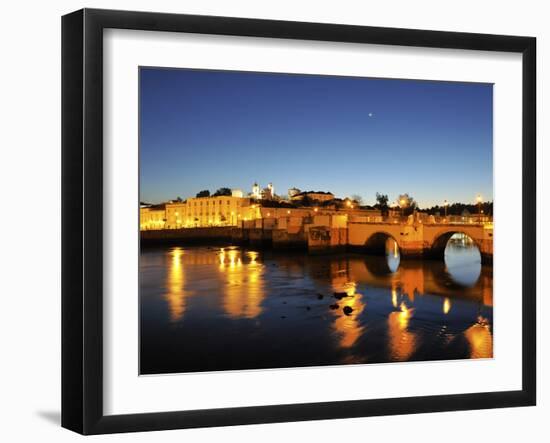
[139,67,493,208]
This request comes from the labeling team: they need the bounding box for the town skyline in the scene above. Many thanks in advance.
[140,68,493,207]
[140,180,493,210]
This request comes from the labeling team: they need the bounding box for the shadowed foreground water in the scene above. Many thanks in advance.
[140,236,493,374]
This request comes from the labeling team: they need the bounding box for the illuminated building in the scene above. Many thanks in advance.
[162,196,260,229]
[288,187,301,199]
[261,183,275,200]
[139,204,166,230]
[251,182,261,200]
[290,190,335,203]
[164,201,187,229]
[250,181,275,200]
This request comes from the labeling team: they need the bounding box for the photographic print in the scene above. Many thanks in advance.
[139,67,494,375]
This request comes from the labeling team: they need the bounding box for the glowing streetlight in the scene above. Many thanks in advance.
[476,195,482,220]
[443,199,449,218]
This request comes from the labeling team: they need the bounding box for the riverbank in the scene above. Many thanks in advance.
[140,226,234,246]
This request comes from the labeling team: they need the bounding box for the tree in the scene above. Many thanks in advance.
[175,196,183,202]
[299,195,313,207]
[350,194,363,206]
[196,190,210,198]
[397,193,417,216]
[423,201,493,217]
[375,192,389,217]
[213,187,232,197]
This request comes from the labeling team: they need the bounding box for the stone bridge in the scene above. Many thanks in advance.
[347,222,493,263]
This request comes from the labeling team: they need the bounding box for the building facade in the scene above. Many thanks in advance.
[291,191,335,203]
[140,205,166,230]
[161,196,261,229]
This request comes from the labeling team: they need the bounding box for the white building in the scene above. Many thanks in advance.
[251,182,261,199]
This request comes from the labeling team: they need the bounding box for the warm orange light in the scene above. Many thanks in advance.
[387,301,416,361]
[443,297,451,314]
[220,249,264,319]
[344,281,357,296]
[464,319,493,359]
[331,286,365,349]
[391,287,398,308]
[247,250,259,265]
[165,248,186,321]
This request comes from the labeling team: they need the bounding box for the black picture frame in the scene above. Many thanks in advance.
[62,8,536,435]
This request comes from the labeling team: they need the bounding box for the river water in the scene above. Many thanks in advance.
[140,235,493,374]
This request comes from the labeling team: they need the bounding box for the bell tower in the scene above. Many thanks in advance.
[252,182,261,199]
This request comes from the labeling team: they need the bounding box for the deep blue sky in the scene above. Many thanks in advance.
[140,68,493,207]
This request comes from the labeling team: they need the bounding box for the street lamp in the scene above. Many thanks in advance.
[399,198,406,218]
[476,195,482,221]
[443,199,449,219]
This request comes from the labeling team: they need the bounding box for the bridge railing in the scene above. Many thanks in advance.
[427,215,493,224]
[349,214,493,225]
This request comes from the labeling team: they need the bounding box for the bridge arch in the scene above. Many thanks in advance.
[429,229,482,261]
[364,231,400,256]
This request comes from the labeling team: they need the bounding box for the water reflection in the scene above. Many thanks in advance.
[164,247,186,321]
[330,281,366,349]
[387,238,401,272]
[219,248,265,319]
[141,238,492,374]
[464,317,493,358]
[387,301,417,361]
[443,297,452,315]
[444,233,481,287]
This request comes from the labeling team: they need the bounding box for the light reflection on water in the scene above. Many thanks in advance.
[387,302,416,361]
[219,248,265,319]
[140,235,493,374]
[164,247,185,321]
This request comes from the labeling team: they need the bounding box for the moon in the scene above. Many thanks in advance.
[368,112,374,117]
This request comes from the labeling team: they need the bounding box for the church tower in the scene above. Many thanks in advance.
[251,182,261,199]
